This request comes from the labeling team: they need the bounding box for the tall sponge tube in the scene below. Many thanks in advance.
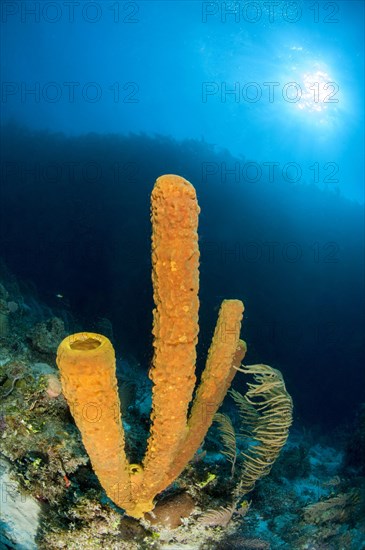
[141,174,200,499]
[56,332,132,510]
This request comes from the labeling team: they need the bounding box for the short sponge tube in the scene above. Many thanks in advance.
[56,332,132,510]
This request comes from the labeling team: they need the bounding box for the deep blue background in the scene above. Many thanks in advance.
[0,1,364,429]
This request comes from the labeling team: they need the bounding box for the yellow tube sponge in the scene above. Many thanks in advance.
[56,174,245,519]
[164,318,246,488]
[141,175,200,498]
[56,333,132,509]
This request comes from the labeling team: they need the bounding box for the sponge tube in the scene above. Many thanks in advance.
[56,332,132,510]
[165,301,246,487]
[141,174,201,499]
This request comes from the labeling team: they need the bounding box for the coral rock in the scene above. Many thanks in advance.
[145,492,196,528]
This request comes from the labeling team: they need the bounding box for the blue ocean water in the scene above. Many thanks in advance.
[1,0,364,202]
[0,2,364,549]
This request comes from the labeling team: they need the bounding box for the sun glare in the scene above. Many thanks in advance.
[297,70,338,113]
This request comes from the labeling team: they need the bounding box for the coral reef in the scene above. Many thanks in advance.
[27,317,65,355]
[1,263,364,548]
[1,173,363,548]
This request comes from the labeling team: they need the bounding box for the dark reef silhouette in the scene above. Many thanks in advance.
[1,122,364,429]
